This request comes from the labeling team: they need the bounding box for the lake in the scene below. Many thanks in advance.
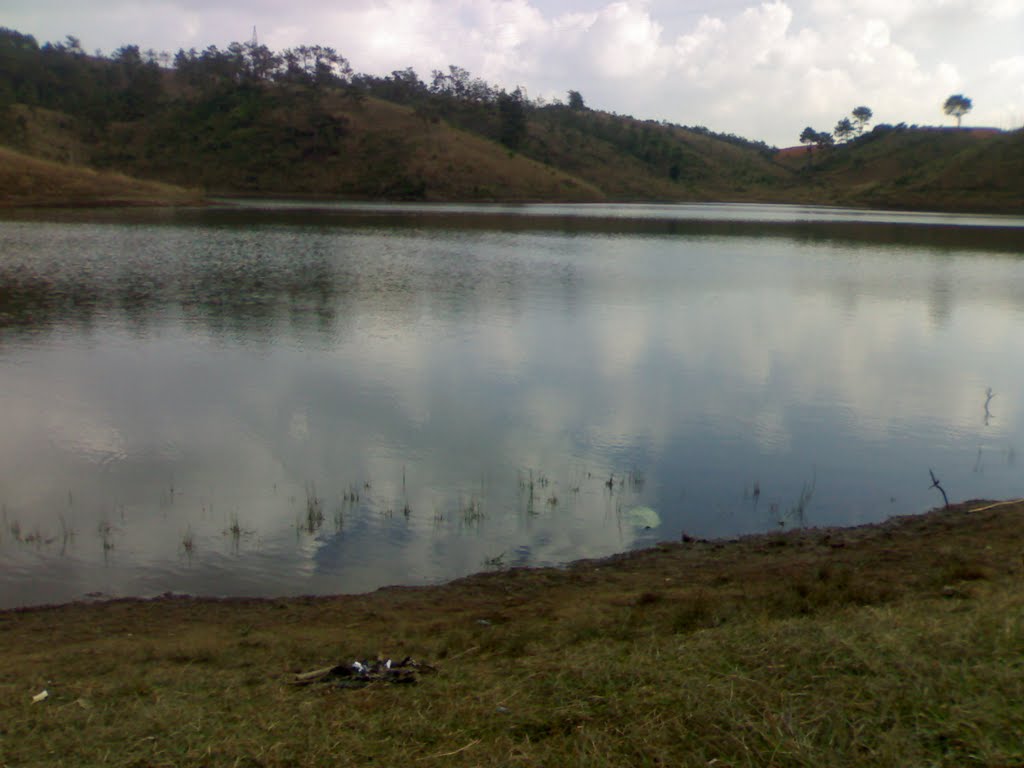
[2,201,1023,609]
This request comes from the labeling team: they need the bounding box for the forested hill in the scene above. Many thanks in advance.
[1,27,1021,211]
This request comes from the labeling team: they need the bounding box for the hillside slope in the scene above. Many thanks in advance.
[4,98,1021,211]
[0,96,795,205]
[520,110,791,202]
[776,126,1024,212]
[0,144,201,207]
[85,93,606,202]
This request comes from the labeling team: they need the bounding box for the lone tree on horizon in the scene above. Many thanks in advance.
[943,94,972,128]
[851,105,872,135]
[799,126,818,165]
[834,117,854,143]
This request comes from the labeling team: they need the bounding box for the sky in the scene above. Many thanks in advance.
[4,0,1023,147]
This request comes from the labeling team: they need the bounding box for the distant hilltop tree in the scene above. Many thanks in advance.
[799,126,833,149]
[834,117,854,143]
[943,94,972,128]
[567,90,586,111]
[798,126,818,167]
[851,106,872,135]
[498,87,528,150]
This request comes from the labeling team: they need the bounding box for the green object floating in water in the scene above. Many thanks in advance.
[622,506,660,529]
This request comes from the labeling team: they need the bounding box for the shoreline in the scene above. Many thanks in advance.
[5,497,1020,616]
[4,192,1024,216]
[2,498,1022,765]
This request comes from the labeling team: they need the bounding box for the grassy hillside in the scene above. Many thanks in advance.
[124,93,605,201]
[776,126,1024,212]
[1,24,1021,210]
[6,95,1019,210]
[0,95,807,206]
[521,109,790,201]
[855,128,1024,211]
[0,144,201,207]
[2,500,1022,766]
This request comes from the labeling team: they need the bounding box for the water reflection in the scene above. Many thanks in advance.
[1,204,1022,608]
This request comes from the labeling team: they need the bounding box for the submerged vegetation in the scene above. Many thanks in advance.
[1,500,1022,766]
[303,482,325,533]
[0,461,660,590]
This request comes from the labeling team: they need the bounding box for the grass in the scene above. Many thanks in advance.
[226,512,243,541]
[96,518,115,552]
[461,495,484,525]
[1,500,1022,766]
[0,145,202,208]
[302,483,325,533]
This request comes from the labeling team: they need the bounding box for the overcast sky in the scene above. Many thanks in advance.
[5,0,1023,146]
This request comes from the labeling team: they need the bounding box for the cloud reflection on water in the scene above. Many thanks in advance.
[0,206,1022,607]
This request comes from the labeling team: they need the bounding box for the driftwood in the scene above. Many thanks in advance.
[290,657,436,688]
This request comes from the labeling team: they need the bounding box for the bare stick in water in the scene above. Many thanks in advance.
[929,469,949,508]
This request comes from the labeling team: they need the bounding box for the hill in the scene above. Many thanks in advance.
[99,94,606,202]
[1,27,1021,211]
[518,109,791,202]
[777,125,1024,212]
[0,144,201,207]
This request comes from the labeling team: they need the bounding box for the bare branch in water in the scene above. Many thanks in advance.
[929,469,949,509]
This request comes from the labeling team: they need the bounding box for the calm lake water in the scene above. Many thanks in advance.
[2,202,1023,608]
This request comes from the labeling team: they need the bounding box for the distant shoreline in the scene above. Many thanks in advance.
[5,191,1023,216]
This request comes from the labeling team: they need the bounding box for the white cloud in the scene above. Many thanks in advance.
[862,18,890,48]
[991,55,1024,78]
[582,3,667,78]
[988,56,1024,130]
